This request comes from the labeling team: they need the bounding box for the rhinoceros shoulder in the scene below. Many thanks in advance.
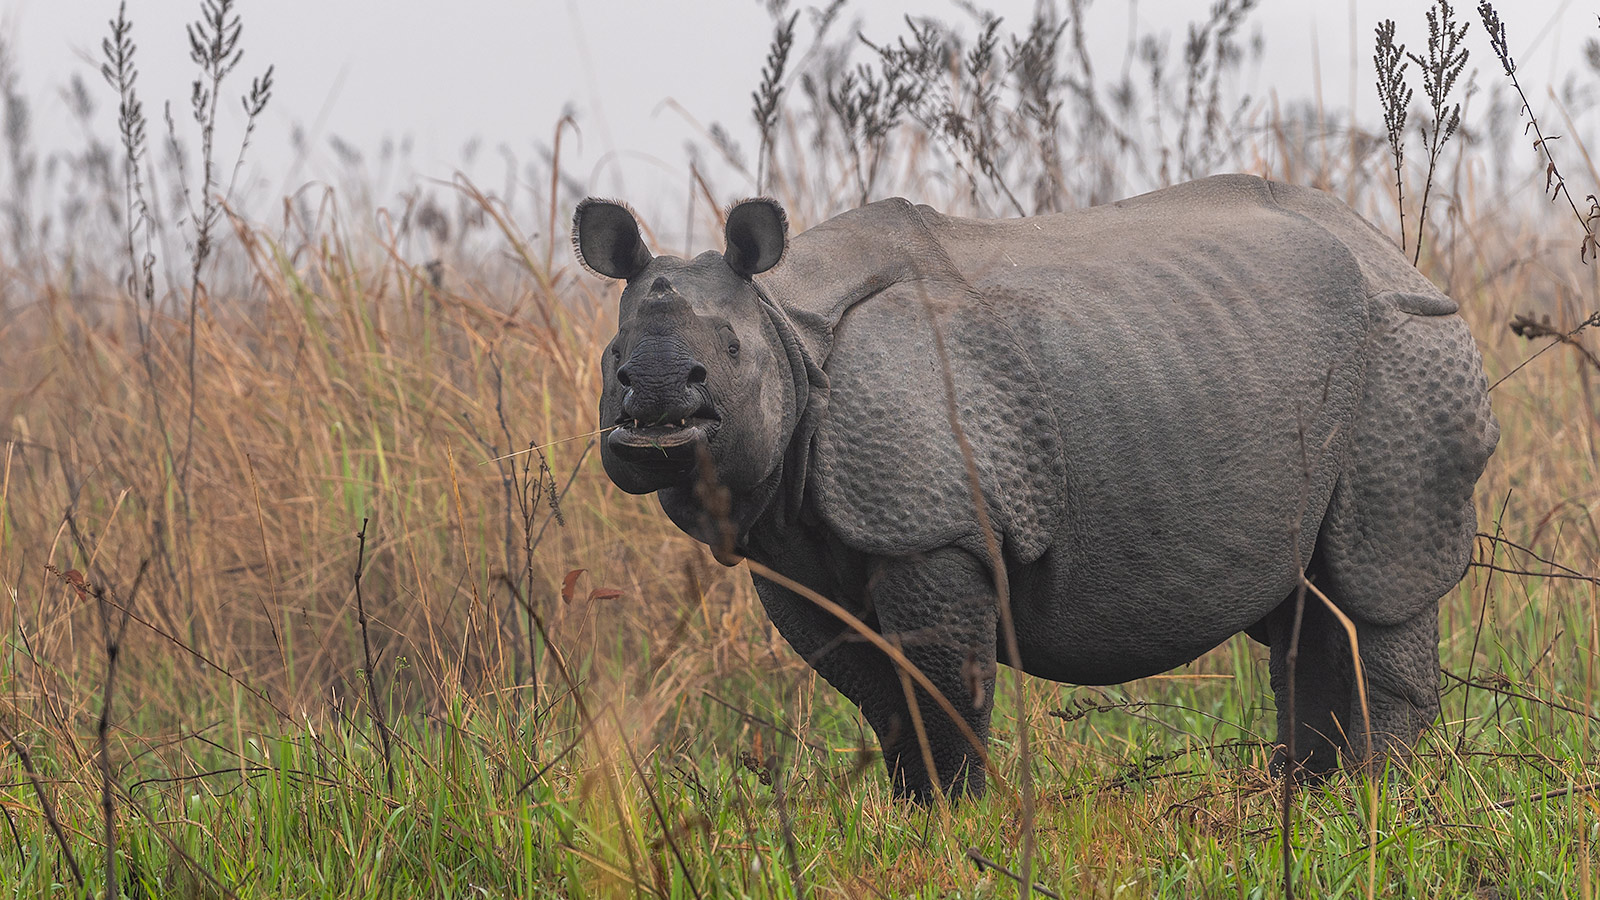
[758,198,1068,562]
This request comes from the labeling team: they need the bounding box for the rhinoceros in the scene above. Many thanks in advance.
[573,174,1498,801]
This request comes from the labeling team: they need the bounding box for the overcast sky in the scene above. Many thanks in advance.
[1,0,1592,213]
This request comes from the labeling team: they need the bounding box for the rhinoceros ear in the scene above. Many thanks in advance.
[572,198,653,280]
[723,198,788,277]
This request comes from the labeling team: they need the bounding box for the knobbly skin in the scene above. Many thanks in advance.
[573,174,1499,802]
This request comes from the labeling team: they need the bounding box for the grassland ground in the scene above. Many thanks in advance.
[0,170,1597,896]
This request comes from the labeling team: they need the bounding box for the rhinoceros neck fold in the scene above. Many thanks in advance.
[658,453,798,566]
[750,287,829,529]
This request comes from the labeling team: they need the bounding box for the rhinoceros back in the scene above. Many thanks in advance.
[920,174,1383,655]
[764,176,1492,668]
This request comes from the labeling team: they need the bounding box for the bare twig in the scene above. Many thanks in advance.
[966,848,1063,900]
[1487,780,1600,811]
[1463,492,1512,744]
[53,514,151,900]
[1491,312,1600,390]
[93,561,144,900]
[1470,562,1600,585]
[0,718,83,890]
[1442,668,1600,724]
[1474,531,1600,580]
[1478,1,1599,260]
[352,517,395,793]
[1507,311,1600,375]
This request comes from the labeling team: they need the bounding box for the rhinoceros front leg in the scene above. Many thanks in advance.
[750,548,997,802]
[865,549,998,802]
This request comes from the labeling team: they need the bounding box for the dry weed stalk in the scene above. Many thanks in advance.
[1478,2,1600,261]
[350,518,395,793]
[1373,20,1412,253]
[1408,0,1468,266]
[1374,1,1468,265]
[753,10,798,195]
[174,0,274,545]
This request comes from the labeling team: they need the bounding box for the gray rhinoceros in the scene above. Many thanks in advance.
[573,174,1498,801]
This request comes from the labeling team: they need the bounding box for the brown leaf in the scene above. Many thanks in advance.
[63,569,90,601]
[560,569,585,604]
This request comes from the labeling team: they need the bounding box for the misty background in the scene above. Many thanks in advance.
[0,0,1595,243]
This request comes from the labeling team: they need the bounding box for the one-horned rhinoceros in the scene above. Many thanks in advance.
[573,174,1498,802]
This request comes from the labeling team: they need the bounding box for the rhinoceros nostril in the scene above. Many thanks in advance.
[616,364,633,387]
[686,363,707,385]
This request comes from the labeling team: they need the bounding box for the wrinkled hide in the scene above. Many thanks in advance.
[575,175,1499,801]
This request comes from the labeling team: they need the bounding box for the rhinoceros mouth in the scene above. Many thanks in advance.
[608,407,719,467]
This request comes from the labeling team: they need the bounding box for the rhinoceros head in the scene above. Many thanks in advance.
[575,198,797,541]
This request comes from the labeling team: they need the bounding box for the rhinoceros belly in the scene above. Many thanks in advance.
[967,211,1370,682]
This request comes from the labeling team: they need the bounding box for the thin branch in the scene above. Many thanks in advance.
[967,847,1063,900]
[352,518,395,793]
[1478,1,1598,260]
[0,718,83,890]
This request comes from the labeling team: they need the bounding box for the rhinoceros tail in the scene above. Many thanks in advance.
[1381,290,1459,316]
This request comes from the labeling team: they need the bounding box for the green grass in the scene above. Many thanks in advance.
[4,607,1594,899]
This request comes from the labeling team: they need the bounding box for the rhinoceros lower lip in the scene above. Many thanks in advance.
[607,415,717,465]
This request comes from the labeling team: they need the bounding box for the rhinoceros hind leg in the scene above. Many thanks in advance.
[1264,590,1355,778]
[1263,582,1441,779]
[1344,606,1441,773]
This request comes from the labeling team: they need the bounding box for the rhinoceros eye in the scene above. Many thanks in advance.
[720,324,739,358]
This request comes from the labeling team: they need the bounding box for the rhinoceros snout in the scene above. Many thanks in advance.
[617,392,712,429]
[615,340,712,426]
[610,346,719,477]
[607,392,720,472]
[616,360,706,389]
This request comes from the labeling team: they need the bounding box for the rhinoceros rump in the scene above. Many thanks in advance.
[574,174,1499,802]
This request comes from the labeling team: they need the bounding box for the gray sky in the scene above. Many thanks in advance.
[2,0,1593,211]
